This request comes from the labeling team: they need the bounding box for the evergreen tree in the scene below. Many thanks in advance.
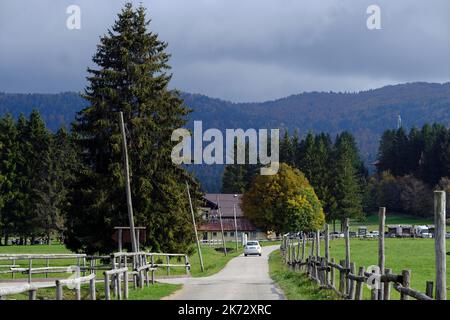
[298,131,315,180]
[331,133,364,224]
[279,130,294,166]
[34,128,76,244]
[221,140,259,194]
[0,114,19,244]
[66,3,199,254]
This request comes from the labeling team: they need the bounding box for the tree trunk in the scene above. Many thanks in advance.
[333,220,336,233]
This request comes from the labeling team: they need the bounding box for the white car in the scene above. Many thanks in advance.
[244,241,262,256]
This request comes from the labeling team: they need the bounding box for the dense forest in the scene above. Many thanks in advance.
[367,124,450,217]
[224,131,367,231]
[2,82,450,191]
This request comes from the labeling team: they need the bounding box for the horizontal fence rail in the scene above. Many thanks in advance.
[0,250,191,300]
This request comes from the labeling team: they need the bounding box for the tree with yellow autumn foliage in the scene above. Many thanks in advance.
[241,163,325,234]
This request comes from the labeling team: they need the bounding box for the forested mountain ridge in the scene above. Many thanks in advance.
[2,82,450,192]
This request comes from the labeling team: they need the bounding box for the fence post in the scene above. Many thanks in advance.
[124,270,129,300]
[110,254,117,297]
[90,276,96,300]
[301,234,306,264]
[166,255,170,276]
[145,269,150,287]
[378,207,386,300]
[56,280,63,300]
[28,289,37,300]
[355,266,365,300]
[330,258,335,289]
[104,273,110,301]
[28,259,32,284]
[348,262,356,300]
[344,218,351,294]
[45,258,49,278]
[310,233,315,258]
[75,282,81,301]
[12,258,16,279]
[339,259,346,296]
[139,269,144,289]
[185,255,190,275]
[384,268,392,300]
[324,224,330,286]
[315,230,320,258]
[434,191,447,300]
[426,281,434,299]
[321,258,327,285]
[400,270,411,300]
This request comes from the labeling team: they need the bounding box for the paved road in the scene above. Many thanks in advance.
[161,245,285,300]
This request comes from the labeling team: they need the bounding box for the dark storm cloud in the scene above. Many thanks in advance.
[0,0,449,101]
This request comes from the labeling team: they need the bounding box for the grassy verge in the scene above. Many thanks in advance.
[268,249,339,300]
[189,245,243,277]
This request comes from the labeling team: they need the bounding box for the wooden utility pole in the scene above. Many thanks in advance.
[434,191,447,300]
[119,112,137,253]
[186,181,204,272]
[233,203,239,251]
[216,195,227,256]
[324,224,329,262]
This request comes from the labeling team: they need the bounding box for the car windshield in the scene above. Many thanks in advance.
[247,241,259,246]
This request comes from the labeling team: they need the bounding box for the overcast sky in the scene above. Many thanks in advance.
[0,0,449,102]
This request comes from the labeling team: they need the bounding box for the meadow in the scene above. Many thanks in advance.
[300,237,450,300]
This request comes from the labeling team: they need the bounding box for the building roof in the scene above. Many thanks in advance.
[203,194,243,217]
[197,217,256,232]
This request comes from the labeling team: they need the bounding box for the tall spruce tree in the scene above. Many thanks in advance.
[0,114,19,245]
[66,3,199,254]
[12,111,51,243]
[34,128,76,244]
[331,133,364,226]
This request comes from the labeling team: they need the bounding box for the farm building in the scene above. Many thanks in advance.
[198,194,268,242]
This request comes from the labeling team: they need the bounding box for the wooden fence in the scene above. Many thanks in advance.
[281,191,447,301]
[0,251,190,300]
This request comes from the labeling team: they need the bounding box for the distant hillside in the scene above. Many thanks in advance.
[2,82,450,192]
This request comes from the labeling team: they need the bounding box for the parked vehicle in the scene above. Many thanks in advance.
[368,231,379,238]
[244,241,262,256]
[414,225,432,238]
[330,232,344,238]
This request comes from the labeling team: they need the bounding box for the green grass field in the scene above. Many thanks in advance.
[280,214,448,300]
[269,249,340,300]
[301,237,450,300]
